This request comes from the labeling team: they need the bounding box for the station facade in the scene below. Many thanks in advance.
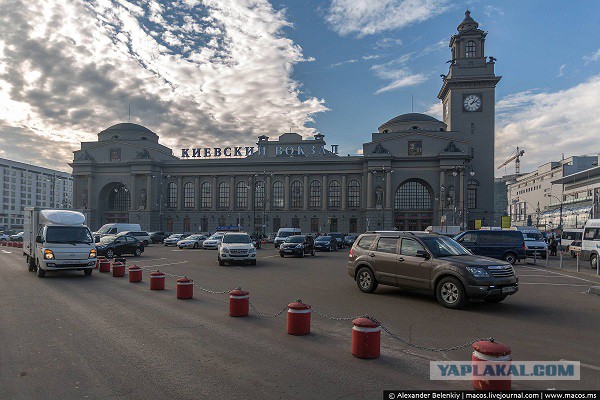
[71,11,500,234]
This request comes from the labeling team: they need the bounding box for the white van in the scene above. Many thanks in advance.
[425,225,462,236]
[581,219,600,269]
[93,223,142,239]
[274,228,301,248]
[561,229,583,251]
[23,208,97,278]
[516,226,547,259]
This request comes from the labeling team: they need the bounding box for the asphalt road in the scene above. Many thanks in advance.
[1,244,600,399]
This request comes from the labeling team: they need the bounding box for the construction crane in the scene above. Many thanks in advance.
[497,147,525,175]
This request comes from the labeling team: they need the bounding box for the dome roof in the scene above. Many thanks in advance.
[378,113,446,133]
[98,123,159,142]
[458,10,479,31]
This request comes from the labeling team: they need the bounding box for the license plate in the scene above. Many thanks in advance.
[60,260,84,265]
[284,249,292,252]
[502,286,516,294]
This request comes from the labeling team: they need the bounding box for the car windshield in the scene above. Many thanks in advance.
[208,235,223,240]
[187,235,202,240]
[420,236,471,257]
[168,234,182,239]
[46,226,94,244]
[316,236,331,242]
[522,232,542,241]
[285,236,305,243]
[278,231,294,238]
[222,234,250,243]
[99,235,117,244]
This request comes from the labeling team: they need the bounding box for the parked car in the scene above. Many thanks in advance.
[569,240,582,258]
[218,232,257,265]
[9,232,24,242]
[274,228,302,248]
[279,235,315,257]
[163,234,189,246]
[348,232,519,309]
[95,235,144,258]
[328,232,346,249]
[149,231,171,244]
[177,234,208,249]
[344,235,357,247]
[203,233,224,249]
[314,235,337,252]
[561,229,583,252]
[118,231,151,246]
[516,226,547,259]
[0,232,9,242]
[453,230,526,264]
[581,219,600,269]
[93,223,142,240]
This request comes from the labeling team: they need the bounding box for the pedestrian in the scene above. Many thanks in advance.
[550,237,557,256]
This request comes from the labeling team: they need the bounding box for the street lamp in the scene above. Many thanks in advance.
[450,164,475,229]
[545,194,563,230]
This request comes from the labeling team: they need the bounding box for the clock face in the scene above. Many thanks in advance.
[463,94,482,112]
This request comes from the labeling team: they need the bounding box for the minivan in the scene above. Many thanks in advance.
[454,230,526,264]
[580,219,600,269]
[561,229,583,252]
[274,228,301,248]
[515,226,547,259]
[347,232,518,308]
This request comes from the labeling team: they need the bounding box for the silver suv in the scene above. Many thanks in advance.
[347,232,519,309]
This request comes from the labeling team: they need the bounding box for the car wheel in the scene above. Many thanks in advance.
[143,240,149,246]
[36,262,46,278]
[484,295,507,303]
[218,258,225,266]
[356,267,378,293]
[134,248,142,257]
[106,249,114,259]
[502,252,517,265]
[591,254,598,269]
[27,256,35,272]
[84,269,93,276]
[299,251,305,258]
[436,277,467,309]
[280,253,284,257]
[193,243,199,249]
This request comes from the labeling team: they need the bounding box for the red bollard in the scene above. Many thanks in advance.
[150,271,166,290]
[112,261,125,277]
[17,242,23,248]
[351,317,381,359]
[176,277,193,299]
[7,241,13,247]
[98,258,111,273]
[95,256,105,269]
[229,289,249,317]
[1,241,5,246]
[128,265,142,283]
[472,339,512,391]
[287,300,311,335]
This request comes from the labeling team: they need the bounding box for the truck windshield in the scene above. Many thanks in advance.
[46,226,93,244]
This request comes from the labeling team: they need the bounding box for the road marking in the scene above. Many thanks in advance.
[519,283,591,287]
[141,261,189,268]
[518,265,600,284]
[518,275,569,278]
[1,250,11,254]
[560,360,600,371]
[260,255,279,259]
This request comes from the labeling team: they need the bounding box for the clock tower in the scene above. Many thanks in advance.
[438,10,501,224]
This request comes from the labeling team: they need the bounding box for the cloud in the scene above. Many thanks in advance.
[325,0,450,37]
[371,53,427,94]
[583,48,600,63]
[557,64,566,77]
[425,102,443,120]
[329,59,358,68]
[375,37,403,48]
[484,5,504,18]
[0,0,328,170]
[495,75,600,174]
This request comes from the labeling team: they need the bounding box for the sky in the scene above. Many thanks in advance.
[0,0,599,176]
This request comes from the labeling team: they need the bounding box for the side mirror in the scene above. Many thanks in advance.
[415,250,430,259]
[35,236,43,244]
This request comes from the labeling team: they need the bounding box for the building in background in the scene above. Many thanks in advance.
[506,155,598,230]
[0,158,73,231]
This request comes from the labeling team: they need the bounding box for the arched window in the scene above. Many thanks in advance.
[167,182,178,208]
[465,40,476,58]
[254,181,265,208]
[218,181,230,208]
[272,181,284,208]
[394,180,432,210]
[290,180,303,208]
[328,180,341,208]
[201,182,212,208]
[184,182,194,208]
[347,180,361,208]
[310,180,322,208]
[107,185,130,211]
[237,181,248,209]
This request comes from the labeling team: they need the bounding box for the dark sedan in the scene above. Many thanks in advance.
[314,236,337,252]
[95,235,144,258]
[279,235,315,257]
[328,232,346,249]
[344,235,357,246]
[149,231,170,244]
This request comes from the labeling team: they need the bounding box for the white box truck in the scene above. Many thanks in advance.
[24,207,97,278]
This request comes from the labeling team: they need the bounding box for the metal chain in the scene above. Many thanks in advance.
[248,300,287,318]
[192,284,231,295]
[311,307,362,321]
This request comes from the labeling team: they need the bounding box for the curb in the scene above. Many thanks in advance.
[588,286,600,296]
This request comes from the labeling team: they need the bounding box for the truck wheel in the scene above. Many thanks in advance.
[36,264,46,278]
[591,254,598,269]
[502,252,517,265]
[356,267,378,293]
[436,277,467,309]
[27,256,35,271]
[84,269,93,276]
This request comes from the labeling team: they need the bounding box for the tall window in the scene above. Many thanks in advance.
[184,182,194,208]
[107,185,130,211]
[328,180,341,208]
[218,181,230,208]
[310,180,322,208]
[272,181,284,208]
[167,182,178,208]
[394,180,432,210]
[465,40,476,58]
[254,181,265,208]
[329,217,338,232]
[201,182,212,208]
[347,180,360,208]
[468,188,477,209]
[290,180,303,208]
[236,181,248,209]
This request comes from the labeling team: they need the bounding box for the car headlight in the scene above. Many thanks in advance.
[221,247,229,253]
[466,267,490,278]
[295,244,302,249]
[249,247,256,253]
[44,249,55,260]
[89,249,97,258]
